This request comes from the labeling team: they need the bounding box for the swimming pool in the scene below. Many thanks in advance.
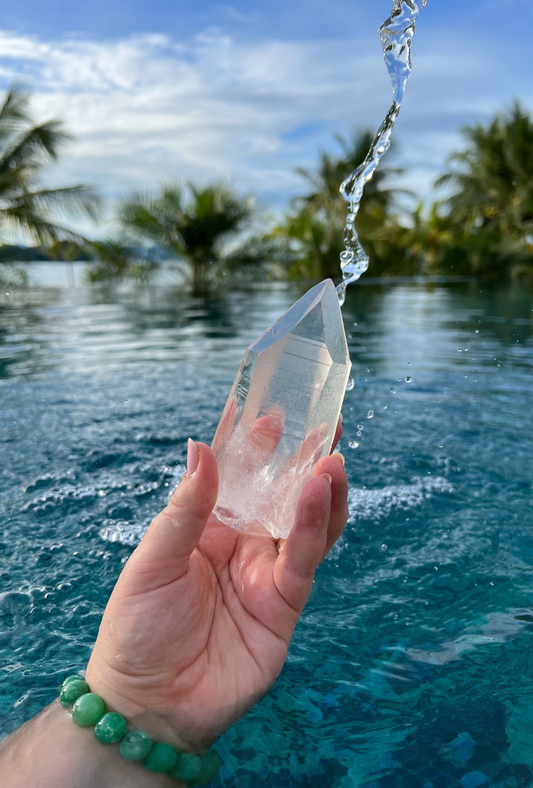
[1,280,533,787]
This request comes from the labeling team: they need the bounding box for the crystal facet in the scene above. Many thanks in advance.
[211,279,351,538]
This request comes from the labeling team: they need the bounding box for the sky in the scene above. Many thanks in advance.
[0,0,532,237]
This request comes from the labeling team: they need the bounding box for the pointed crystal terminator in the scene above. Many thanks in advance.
[211,279,351,539]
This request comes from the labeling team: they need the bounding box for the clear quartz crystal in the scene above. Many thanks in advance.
[211,279,351,539]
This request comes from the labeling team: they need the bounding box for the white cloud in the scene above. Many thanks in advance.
[0,25,531,237]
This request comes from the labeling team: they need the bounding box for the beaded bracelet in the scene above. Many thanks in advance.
[59,675,220,786]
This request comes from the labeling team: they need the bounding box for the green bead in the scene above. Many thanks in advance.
[169,750,220,788]
[169,750,220,785]
[94,712,127,744]
[62,674,84,687]
[119,730,152,762]
[144,742,180,773]
[59,679,90,707]
[169,753,202,783]
[194,750,221,786]
[71,693,106,727]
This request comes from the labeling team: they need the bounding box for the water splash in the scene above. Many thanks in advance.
[337,0,428,306]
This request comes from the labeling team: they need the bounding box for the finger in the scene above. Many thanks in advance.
[248,412,284,461]
[131,442,219,586]
[273,474,331,612]
[314,453,348,559]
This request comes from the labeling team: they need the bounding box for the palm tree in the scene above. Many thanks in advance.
[435,101,533,278]
[268,130,408,280]
[118,184,254,292]
[0,84,99,258]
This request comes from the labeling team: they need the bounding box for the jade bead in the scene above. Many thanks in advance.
[144,742,180,773]
[71,693,106,727]
[62,674,84,686]
[194,750,221,786]
[169,751,220,786]
[94,712,127,744]
[59,679,89,707]
[119,730,152,762]
[169,753,202,783]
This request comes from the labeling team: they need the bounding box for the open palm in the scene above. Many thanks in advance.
[86,438,348,753]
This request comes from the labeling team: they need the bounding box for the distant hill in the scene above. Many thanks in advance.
[0,244,53,262]
[0,242,174,263]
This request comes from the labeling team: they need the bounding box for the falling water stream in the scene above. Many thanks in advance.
[337,0,428,305]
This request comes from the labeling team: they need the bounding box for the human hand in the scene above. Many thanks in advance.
[86,424,348,753]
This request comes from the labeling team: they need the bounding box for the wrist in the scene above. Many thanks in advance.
[0,702,183,788]
[85,660,201,754]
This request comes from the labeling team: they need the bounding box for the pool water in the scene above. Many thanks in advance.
[1,279,533,787]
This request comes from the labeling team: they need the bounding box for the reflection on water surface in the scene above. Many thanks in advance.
[1,277,533,787]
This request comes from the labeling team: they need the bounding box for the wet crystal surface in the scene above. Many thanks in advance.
[211,279,351,538]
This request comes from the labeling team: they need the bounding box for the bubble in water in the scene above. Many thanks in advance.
[346,378,355,391]
[348,440,359,449]
[405,376,413,383]
[390,387,396,394]
[340,250,355,266]
[367,410,374,419]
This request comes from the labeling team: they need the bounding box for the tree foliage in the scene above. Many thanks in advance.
[117,184,256,291]
[0,84,99,250]
[263,130,413,280]
[434,101,533,278]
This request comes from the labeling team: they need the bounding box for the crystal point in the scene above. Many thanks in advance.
[211,279,351,538]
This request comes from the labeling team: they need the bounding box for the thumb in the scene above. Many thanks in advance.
[129,441,219,586]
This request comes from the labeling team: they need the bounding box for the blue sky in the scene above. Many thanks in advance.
[0,0,532,236]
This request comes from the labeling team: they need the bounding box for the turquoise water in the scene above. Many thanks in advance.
[1,279,533,787]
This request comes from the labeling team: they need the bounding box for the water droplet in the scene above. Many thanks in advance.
[346,378,355,391]
[367,410,374,419]
[457,348,463,352]
[357,424,364,430]
[383,405,388,410]
[380,544,388,552]
[390,387,396,394]
[356,431,362,437]
[405,376,413,383]
[348,440,359,449]
[475,329,479,333]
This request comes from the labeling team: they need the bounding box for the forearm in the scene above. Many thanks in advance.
[0,702,183,788]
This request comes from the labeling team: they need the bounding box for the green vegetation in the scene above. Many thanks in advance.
[0,81,531,288]
[0,85,99,285]
[263,131,412,280]
[113,184,257,291]
[433,101,533,279]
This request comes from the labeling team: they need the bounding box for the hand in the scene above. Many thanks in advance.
[86,427,348,752]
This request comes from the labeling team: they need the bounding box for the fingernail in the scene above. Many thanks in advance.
[339,413,344,424]
[186,438,199,477]
[332,452,345,468]
[320,473,332,485]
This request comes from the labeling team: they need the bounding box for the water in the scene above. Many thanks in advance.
[2,278,533,787]
[337,0,428,305]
